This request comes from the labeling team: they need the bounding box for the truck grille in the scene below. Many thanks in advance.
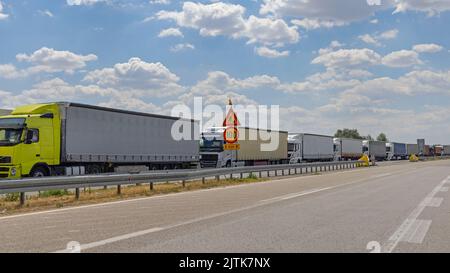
[0,167,9,172]
[0,174,8,178]
[0,156,11,164]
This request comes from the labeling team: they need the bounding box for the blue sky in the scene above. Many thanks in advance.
[1,0,450,144]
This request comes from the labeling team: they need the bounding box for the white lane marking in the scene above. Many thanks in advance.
[400,219,432,244]
[382,176,448,253]
[371,173,392,179]
[259,187,332,203]
[440,187,449,192]
[421,197,443,208]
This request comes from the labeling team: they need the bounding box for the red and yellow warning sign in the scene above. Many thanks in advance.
[223,99,240,150]
[224,126,239,144]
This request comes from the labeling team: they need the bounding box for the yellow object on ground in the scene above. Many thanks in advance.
[358,154,370,167]
[409,154,419,162]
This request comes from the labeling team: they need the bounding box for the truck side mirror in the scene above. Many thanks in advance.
[25,130,34,144]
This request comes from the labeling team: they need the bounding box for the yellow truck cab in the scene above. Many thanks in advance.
[0,104,61,178]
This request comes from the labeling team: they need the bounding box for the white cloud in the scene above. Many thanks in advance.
[255,47,290,58]
[291,18,347,30]
[359,29,399,46]
[16,47,98,74]
[413,43,444,53]
[0,64,26,79]
[382,50,422,67]
[394,0,450,15]
[243,16,299,46]
[312,48,382,68]
[149,0,170,4]
[170,43,195,52]
[260,0,391,24]
[158,28,184,38]
[83,57,184,97]
[0,1,8,20]
[66,0,107,6]
[38,10,54,18]
[157,2,299,47]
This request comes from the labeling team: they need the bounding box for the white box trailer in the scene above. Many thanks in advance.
[200,127,288,168]
[443,145,450,156]
[363,140,386,160]
[406,144,419,156]
[61,103,200,170]
[289,133,334,163]
[334,138,363,161]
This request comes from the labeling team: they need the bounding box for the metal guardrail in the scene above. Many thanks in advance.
[0,160,364,206]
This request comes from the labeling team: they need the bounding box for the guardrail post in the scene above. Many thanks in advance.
[259,171,262,178]
[282,169,285,176]
[182,180,186,187]
[275,170,278,176]
[20,192,25,206]
[300,167,303,174]
[267,171,270,177]
[240,173,243,179]
[104,186,108,190]
[216,175,220,181]
[150,182,154,191]
[202,177,205,184]
[75,188,80,200]
[117,185,121,195]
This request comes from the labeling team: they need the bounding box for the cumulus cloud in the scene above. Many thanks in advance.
[170,43,195,52]
[359,29,399,46]
[0,64,26,79]
[158,28,183,38]
[66,0,107,6]
[0,1,8,20]
[157,2,299,48]
[394,0,450,15]
[312,48,382,68]
[260,0,391,24]
[413,43,444,53]
[83,57,184,97]
[149,0,170,4]
[291,18,347,30]
[255,47,290,58]
[16,47,98,74]
[381,50,422,67]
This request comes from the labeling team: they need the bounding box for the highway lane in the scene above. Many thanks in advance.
[0,160,449,252]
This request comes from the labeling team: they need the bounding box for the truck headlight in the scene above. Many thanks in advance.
[10,167,16,177]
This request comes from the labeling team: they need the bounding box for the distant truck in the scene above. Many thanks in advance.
[0,102,200,179]
[288,133,334,163]
[433,145,443,156]
[200,127,288,168]
[406,144,419,156]
[386,142,407,160]
[423,145,431,156]
[443,145,450,156]
[363,140,386,161]
[333,138,363,161]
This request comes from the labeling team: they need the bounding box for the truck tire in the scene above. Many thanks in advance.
[225,161,231,168]
[30,166,49,177]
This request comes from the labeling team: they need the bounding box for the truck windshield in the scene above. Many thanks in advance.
[0,128,23,146]
[288,143,296,152]
[200,138,224,152]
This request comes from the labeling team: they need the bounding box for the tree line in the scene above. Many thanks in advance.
[334,129,388,142]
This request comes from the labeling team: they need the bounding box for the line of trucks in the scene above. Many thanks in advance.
[0,102,449,179]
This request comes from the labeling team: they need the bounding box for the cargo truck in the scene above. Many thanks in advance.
[432,145,443,156]
[363,140,386,161]
[386,142,407,160]
[443,145,450,156]
[406,144,419,156]
[333,138,363,161]
[288,133,334,164]
[200,127,288,168]
[0,102,200,179]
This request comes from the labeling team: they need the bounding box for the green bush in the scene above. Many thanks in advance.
[4,193,20,202]
[40,189,69,197]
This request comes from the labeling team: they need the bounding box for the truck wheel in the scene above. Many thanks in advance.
[30,166,49,177]
[226,161,231,168]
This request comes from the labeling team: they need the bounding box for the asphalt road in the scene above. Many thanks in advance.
[0,159,449,253]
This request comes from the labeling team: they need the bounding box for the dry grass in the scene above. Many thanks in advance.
[0,176,266,216]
